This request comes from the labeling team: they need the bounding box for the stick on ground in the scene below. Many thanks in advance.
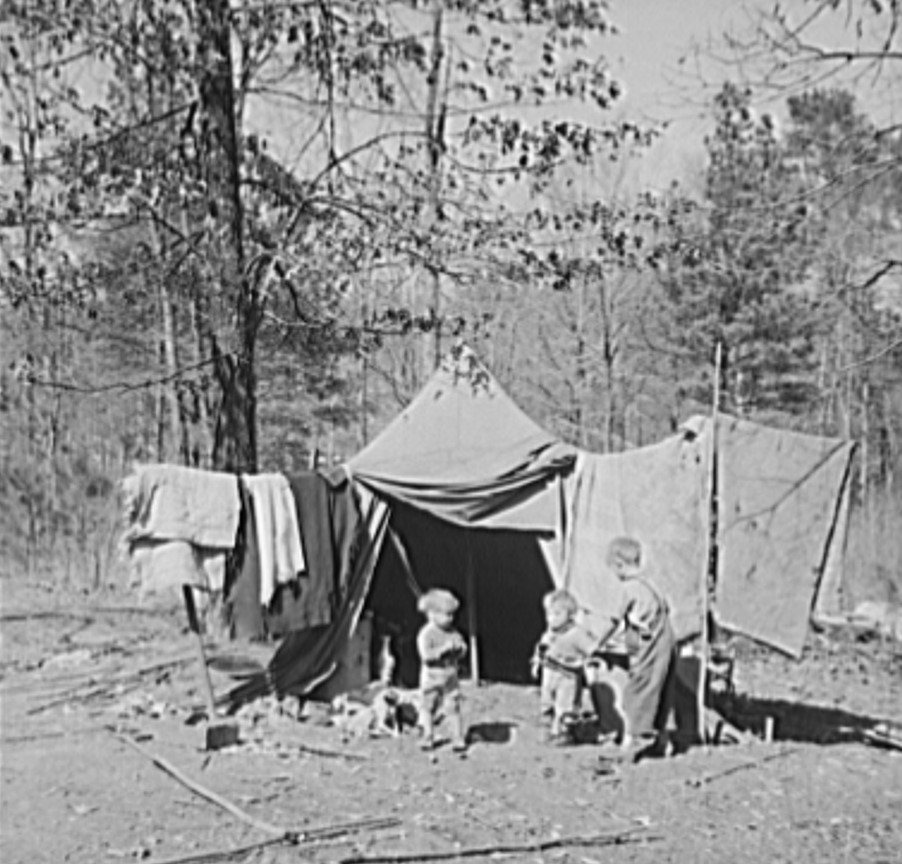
[297,741,369,761]
[335,824,652,864]
[145,836,288,864]
[110,729,289,837]
[149,819,405,864]
[27,654,194,715]
[111,729,402,863]
[686,746,799,787]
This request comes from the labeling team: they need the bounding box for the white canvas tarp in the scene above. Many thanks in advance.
[562,431,709,643]
[713,416,855,656]
[561,415,854,658]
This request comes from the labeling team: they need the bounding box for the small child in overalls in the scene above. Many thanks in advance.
[416,588,468,752]
[531,589,600,745]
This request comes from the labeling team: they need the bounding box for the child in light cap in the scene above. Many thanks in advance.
[416,588,468,752]
[531,588,600,745]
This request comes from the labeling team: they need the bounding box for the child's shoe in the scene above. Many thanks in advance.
[545,728,573,747]
[597,732,630,757]
[617,733,659,763]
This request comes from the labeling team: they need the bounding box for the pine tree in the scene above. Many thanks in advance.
[654,83,822,417]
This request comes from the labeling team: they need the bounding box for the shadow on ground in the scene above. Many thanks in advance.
[467,721,517,744]
[712,692,886,744]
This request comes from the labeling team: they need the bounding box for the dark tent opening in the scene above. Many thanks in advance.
[366,500,556,686]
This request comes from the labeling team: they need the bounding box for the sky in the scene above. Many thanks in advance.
[601,0,901,190]
[167,0,901,198]
[608,0,740,189]
[242,1,755,196]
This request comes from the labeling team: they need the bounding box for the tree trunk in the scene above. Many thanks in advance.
[188,290,215,468]
[155,360,166,462]
[598,274,617,452]
[200,0,258,474]
[423,2,445,374]
[574,273,587,448]
[882,390,894,494]
[149,221,184,462]
[159,277,183,461]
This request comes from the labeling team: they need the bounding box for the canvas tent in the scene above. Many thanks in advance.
[346,352,579,685]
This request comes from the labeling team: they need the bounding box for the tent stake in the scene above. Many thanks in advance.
[698,341,722,749]
[465,529,480,685]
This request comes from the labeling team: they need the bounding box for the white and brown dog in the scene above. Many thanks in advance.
[330,684,420,741]
[329,637,420,741]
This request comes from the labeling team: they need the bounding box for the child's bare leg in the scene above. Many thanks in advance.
[554,676,579,742]
[449,695,467,751]
[419,691,436,749]
[547,679,575,744]
[539,674,554,723]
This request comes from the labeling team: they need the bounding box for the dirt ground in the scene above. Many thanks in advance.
[2,576,901,864]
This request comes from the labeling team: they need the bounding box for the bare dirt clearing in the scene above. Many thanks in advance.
[2,578,901,864]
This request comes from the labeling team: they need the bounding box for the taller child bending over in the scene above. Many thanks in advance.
[595,536,676,759]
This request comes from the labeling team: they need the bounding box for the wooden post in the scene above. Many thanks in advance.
[465,530,480,685]
[699,341,722,747]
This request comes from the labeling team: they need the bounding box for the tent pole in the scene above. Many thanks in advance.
[698,341,722,748]
[465,529,480,685]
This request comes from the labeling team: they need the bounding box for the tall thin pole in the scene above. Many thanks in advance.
[465,529,480,685]
[698,341,722,746]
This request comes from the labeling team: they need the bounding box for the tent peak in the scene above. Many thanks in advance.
[439,342,492,394]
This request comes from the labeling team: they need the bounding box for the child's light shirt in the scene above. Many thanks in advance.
[540,621,599,671]
[417,621,466,691]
